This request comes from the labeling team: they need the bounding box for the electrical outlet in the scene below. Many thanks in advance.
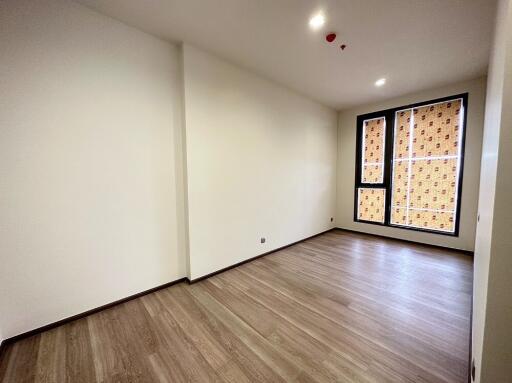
[260,237,266,244]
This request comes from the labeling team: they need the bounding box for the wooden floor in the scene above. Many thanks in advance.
[0,230,473,383]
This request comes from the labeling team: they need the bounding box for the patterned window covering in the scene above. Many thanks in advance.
[390,99,462,232]
[358,188,385,223]
[362,117,385,183]
[393,109,412,160]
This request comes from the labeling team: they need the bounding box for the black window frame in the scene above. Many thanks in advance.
[354,93,468,236]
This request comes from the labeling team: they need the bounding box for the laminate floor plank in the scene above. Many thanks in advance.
[35,327,66,383]
[0,230,472,383]
[64,320,97,383]
[243,258,469,355]
[225,266,463,383]
[238,261,469,361]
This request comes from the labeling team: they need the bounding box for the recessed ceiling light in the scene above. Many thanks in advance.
[375,78,386,87]
[309,13,325,30]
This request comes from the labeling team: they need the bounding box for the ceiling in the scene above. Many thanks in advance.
[77,0,496,110]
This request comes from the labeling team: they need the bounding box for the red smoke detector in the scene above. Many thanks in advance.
[325,33,336,43]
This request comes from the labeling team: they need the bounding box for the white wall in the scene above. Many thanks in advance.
[473,0,512,381]
[0,3,339,337]
[336,77,487,251]
[0,0,186,339]
[182,45,338,280]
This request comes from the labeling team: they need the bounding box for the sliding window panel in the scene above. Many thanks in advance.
[357,188,386,223]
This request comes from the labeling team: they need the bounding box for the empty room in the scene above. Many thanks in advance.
[1,0,511,382]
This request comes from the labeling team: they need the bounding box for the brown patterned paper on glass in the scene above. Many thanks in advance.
[391,108,413,224]
[393,109,412,160]
[409,158,457,211]
[412,99,461,159]
[391,207,407,226]
[362,117,385,183]
[390,99,462,232]
[358,188,385,223]
[391,160,409,208]
[408,210,455,232]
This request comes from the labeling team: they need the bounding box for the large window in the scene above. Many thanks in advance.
[354,94,467,235]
